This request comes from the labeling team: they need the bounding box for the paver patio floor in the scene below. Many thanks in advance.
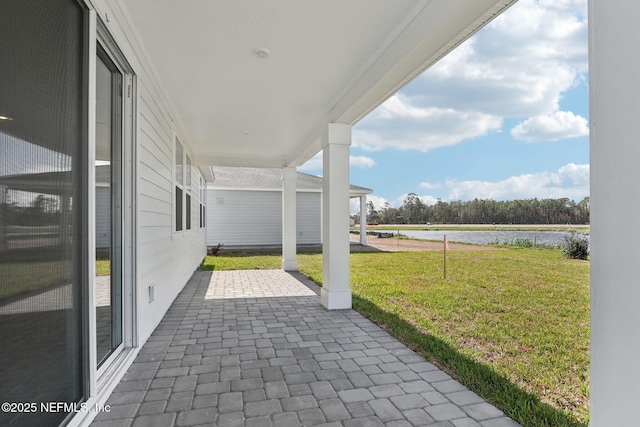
[92,269,521,427]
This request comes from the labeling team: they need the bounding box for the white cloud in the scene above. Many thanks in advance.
[382,193,440,209]
[299,152,376,171]
[417,0,587,116]
[418,181,442,190]
[298,152,322,172]
[353,95,502,152]
[421,163,589,201]
[415,194,440,206]
[349,198,360,214]
[357,194,397,212]
[366,194,390,210]
[511,111,588,141]
[353,0,588,151]
[365,177,589,211]
[350,155,375,168]
[351,194,391,214]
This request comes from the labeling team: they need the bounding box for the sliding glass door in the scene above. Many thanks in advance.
[95,46,124,367]
[0,1,87,425]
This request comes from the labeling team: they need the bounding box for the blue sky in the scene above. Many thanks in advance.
[301,0,589,211]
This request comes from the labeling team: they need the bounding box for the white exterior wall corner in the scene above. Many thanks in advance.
[589,1,640,425]
[90,0,207,345]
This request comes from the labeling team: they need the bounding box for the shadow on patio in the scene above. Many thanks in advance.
[92,270,521,426]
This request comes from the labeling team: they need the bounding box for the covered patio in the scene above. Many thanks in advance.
[91,269,519,426]
[5,0,640,424]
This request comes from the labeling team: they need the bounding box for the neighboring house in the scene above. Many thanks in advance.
[206,167,372,246]
[0,1,637,426]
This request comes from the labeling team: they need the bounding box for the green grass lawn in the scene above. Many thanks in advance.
[202,247,590,427]
[200,252,283,270]
[2,258,111,302]
[0,261,71,300]
[96,259,111,276]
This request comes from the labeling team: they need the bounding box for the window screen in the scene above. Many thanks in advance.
[175,138,183,231]
[175,138,183,186]
[0,1,86,425]
[199,177,206,228]
[176,187,183,231]
[186,194,191,230]
[186,155,191,192]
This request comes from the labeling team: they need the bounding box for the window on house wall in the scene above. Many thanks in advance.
[200,176,206,228]
[175,138,183,231]
[186,155,191,230]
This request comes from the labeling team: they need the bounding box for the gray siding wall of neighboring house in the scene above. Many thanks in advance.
[297,192,321,244]
[207,190,281,246]
[207,189,322,246]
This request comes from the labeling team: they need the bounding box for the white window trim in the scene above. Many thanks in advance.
[173,135,197,235]
[94,22,138,372]
[173,134,185,235]
[76,8,139,427]
[185,154,192,231]
[199,175,207,231]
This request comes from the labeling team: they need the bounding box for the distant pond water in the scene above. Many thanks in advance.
[374,229,589,247]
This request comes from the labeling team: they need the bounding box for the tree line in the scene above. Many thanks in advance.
[2,194,61,227]
[363,194,590,225]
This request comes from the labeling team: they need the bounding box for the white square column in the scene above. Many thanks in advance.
[321,123,352,309]
[359,195,367,245]
[589,1,640,424]
[281,167,297,271]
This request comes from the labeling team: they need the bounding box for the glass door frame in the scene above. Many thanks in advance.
[95,43,123,368]
[90,18,137,384]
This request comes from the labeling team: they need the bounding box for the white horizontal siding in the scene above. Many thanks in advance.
[207,189,322,246]
[135,84,207,342]
[297,192,321,244]
[208,190,281,246]
[138,192,171,218]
